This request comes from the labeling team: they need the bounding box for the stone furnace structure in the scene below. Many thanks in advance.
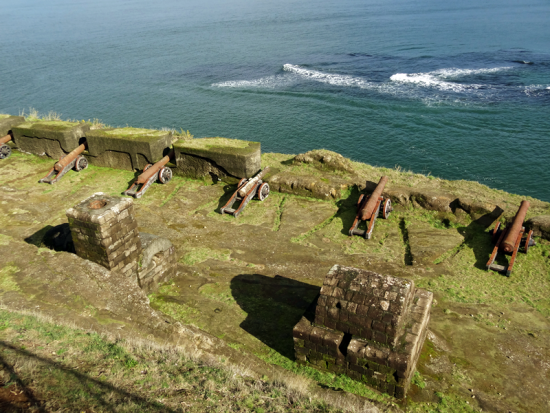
[293,265,432,398]
[66,193,176,293]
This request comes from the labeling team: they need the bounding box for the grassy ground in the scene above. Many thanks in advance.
[0,307,352,413]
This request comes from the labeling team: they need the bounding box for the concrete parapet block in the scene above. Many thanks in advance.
[12,120,90,157]
[0,114,25,136]
[66,193,142,277]
[293,264,432,399]
[85,127,173,171]
[173,137,261,179]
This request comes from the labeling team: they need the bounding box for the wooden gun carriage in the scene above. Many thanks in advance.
[220,167,270,218]
[486,200,536,276]
[0,133,13,159]
[124,150,174,198]
[349,176,392,239]
[39,141,88,184]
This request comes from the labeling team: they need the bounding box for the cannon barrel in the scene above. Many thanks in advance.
[0,134,12,145]
[238,166,270,197]
[54,142,87,171]
[502,200,530,253]
[136,150,173,184]
[360,176,388,221]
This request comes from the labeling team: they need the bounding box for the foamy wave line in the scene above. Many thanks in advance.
[432,66,512,78]
[212,75,283,88]
[390,73,478,92]
[282,63,373,88]
[390,66,512,92]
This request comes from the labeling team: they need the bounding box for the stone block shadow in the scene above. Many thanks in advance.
[230,274,319,359]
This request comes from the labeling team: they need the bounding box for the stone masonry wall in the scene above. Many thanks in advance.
[293,265,432,399]
[66,193,142,277]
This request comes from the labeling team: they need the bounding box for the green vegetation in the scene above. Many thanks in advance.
[0,308,349,412]
[179,137,252,149]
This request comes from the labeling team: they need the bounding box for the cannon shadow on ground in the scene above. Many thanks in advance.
[230,274,319,360]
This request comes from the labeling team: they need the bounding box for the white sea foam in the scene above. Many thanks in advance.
[212,75,291,88]
[390,66,512,92]
[282,63,373,88]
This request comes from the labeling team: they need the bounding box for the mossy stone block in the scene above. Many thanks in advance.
[85,128,172,171]
[173,137,261,178]
[0,115,25,136]
[12,120,89,155]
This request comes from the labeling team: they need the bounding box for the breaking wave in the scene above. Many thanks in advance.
[390,67,512,92]
[212,75,290,88]
[282,63,373,88]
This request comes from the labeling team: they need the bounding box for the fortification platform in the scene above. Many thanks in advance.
[11,120,90,158]
[85,127,173,171]
[174,137,260,179]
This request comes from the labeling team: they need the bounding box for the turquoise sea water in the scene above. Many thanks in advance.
[1,0,549,200]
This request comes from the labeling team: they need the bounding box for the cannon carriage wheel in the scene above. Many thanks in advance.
[357,194,365,206]
[381,198,392,219]
[257,182,270,201]
[524,230,534,253]
[74,156,88,171]
[0,144,11,159]
[238,178,247,187]
[159,167,173,184]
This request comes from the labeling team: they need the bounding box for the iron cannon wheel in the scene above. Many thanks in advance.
[159,167,173,184]
[238,178,247,187]
[143,164,153,171]
[0,144,11,159]
[257,182,270,201]
[74,156,88,171]
[381,198,392,219]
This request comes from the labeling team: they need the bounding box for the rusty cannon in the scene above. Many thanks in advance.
[124,150,174,198]
[0,133,13,159]
[486,200,536,276]
[220,167,270,218]
[349,176,392,239]
[39,141,89,184]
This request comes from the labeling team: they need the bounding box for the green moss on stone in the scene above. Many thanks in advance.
[97,127,169,142]
[174,137,258,156]
[0,114,11,120]
[16,120,80,131]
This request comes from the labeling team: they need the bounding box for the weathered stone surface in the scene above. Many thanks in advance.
[293,149,355,173]
[12,120,90,155]
[86,127,172,171]
[265,171,343,200]
[411,190,455,212]
[456,197,504,226]
[525,215,550,240]
[0,115,25,136]
[407,222,464,265]
[294,265,433,399]
[173,137,260,179]
[383,187,455,212]
[67,193,141,276]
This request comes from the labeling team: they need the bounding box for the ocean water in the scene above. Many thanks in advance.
[1,0,549,200]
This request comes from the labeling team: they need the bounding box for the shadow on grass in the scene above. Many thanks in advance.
[24,223,75,253]
[459,206,510,273]
[231,274,319,359]
[216,183,238,213]
[0,341,177,413]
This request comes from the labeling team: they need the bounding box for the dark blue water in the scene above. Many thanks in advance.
[1,0,549,200]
